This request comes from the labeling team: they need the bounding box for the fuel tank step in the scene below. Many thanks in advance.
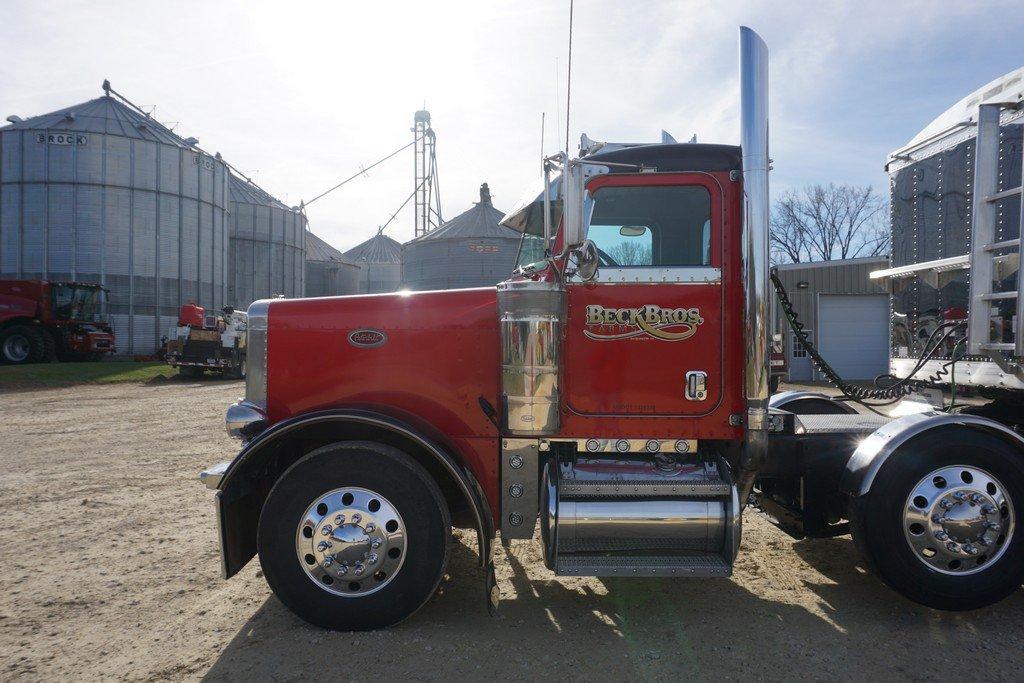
[559,458,731,499]
[541,456,742,578]
[555,553,732,578]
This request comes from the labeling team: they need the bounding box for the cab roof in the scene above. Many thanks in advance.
[586,143,742,173]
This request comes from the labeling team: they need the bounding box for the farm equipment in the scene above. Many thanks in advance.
[199,28,1024,630]
[165,303,247,378]
[0,279,115,364]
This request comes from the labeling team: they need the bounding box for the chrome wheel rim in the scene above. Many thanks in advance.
[903,465,1014,575]
[295,486,407,597]
[3,334,30,362]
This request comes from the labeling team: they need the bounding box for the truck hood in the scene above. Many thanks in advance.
[264,287,500,434]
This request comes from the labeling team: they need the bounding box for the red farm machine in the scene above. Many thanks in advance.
[0,279,115,364]
[198,28,1024,630]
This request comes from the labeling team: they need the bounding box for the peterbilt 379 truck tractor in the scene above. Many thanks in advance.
[200,28,1024,630]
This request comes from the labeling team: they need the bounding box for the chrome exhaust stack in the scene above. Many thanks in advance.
[737,26,771,501]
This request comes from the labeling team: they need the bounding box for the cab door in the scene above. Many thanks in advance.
[564,173,724,417]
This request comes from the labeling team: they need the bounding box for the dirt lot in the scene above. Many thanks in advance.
[1,380,1022,681]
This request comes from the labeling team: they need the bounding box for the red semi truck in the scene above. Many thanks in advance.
[0,279,115,364]
[200,28,1024,630]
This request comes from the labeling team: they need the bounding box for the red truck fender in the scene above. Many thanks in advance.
[215,408,494,579]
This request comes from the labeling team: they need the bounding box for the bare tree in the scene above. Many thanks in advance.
[606,241,652,266]
[770,183,889,264]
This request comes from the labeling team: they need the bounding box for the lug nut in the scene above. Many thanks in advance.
[987,521,1001,532]
[945,541,959,552]
[354,563,364,575]
[931,515,944,524]
[351,513,361,523]
[365,523,376,533]
[969,493,983,504]
[981,504,996,515]
[322,555,334,567]
[940,500,954,510]
[963,543,978,555]
[371,538,382,549]
[317,541,332,552]
[334,514,346,525]
[935,531,949,541]
[977,536,991,547]
[321,524,333,536]
[368,553,379,564]
[337,565,348,575]
[953,491,967,502]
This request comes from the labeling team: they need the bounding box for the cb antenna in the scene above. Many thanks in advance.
[565,0,574,155]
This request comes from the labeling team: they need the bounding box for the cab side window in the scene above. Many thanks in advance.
[587,185,711,267]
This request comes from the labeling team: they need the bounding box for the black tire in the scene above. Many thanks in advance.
[849,428,1024,610]
[41,331,57,362]
[258,441,451,630]
[0,325,45,364]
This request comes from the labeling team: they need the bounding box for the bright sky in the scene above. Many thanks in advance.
[2,1,1022,251]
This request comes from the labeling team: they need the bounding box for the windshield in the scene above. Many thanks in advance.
[52,284,104,321]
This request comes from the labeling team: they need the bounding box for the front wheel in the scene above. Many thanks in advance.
[850,428,1023,610]
[0,325,44,364]
[257,441,451,630]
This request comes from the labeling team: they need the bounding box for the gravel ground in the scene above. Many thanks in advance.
[1,380,1022,681]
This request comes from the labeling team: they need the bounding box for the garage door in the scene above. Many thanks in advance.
[818,295,889,380]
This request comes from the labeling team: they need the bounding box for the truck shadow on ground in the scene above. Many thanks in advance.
[202,533,1024,680]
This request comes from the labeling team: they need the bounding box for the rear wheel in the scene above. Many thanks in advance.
[0,325,45,364]
[850,428,1024,610]
[257,441,451,630]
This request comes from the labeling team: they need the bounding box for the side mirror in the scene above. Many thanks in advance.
[576,239,600,281]
[562,162,586,249]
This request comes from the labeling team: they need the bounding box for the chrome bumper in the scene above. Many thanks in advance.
[199,461,231,490]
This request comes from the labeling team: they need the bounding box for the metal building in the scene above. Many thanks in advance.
[773,256,889,381]
[227,173,305,308]
[0,83,228,355]
[305,230,361,297]
[343,231,402,294]
[401,183,519,291]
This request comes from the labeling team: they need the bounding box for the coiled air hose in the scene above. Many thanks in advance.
[771,271,965,409]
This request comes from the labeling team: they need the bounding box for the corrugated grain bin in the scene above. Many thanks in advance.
[227,173,305,308]
[0,84,229,354]
[401,183,519,291]
[343,231,402,294]
[305,231,361,297]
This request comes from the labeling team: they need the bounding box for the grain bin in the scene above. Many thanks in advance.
[0,82,229,355]
[343,231,402,293]
[401,183,519,291]
[227,173,305,308]
[305,231,361,297]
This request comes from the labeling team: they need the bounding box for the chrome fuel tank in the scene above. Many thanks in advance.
[497,279,565,436]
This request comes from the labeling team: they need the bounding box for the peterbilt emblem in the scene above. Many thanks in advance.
[347,329,388,348]
[584,304,704,341]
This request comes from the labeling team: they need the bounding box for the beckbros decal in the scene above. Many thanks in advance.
[584,304,704,341]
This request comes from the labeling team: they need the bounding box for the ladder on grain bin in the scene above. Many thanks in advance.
[966,102,1024,357]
